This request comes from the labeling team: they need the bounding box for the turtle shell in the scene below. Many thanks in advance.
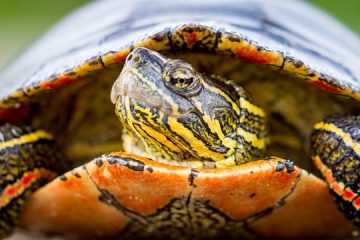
[1,0,360,239]
[0,0,359,107]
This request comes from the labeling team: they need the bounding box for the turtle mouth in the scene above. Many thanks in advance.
[117,94,193,119]
[110,69,130,104]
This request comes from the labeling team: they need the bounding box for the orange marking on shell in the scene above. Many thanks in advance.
[88,152,192,215]
[235,46,275,64]
[1,172,36,207]
[324,168,344,196]
[313,156,325,172]
[21,173,34,186]
[353,197,360,210]
[332,182,345,196]
[314,156,334,184]
[314,156,352,200]
[0,105,30,124]
[116,53,128,62]
[58,176,79,189]
[343,187,357,201]
[0,169,55,208]
[184,32,197,46]
[324,169,335,184]
[192,158,301,220]
[5,186,17,196]
[311,81,341,93]
[40,77,76,89]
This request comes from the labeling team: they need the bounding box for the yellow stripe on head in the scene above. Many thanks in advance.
[237,128,268,149]
[131,68,180,115]
[202,78,240,114]
[167,117,229,161]
[114,48,268,168]
[239,97,266,118]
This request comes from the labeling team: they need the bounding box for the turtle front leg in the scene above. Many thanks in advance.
[0,124,58,237]
[311,116,360,227]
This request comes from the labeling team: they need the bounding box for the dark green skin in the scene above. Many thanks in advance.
[111,48,267,167]
[311,116,360,227]
[0,124,59,237]
[0,49,360,239]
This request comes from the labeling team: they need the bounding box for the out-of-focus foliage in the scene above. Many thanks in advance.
[0,0,359,69]
[309,0,360,34]
[0,0,88,68]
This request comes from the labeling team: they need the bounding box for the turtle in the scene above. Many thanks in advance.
[0,0,360,239]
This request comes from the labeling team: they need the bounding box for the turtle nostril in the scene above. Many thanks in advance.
[126,53,141,65]
[133,55,140,63]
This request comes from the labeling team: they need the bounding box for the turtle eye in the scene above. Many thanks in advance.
[163,61,201,96]
[169,76,194,89]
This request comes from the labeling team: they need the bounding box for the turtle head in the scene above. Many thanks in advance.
[111,47,268,168]
[111,47,198,117]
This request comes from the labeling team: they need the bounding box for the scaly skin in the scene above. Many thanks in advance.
[112,48,268,168]
[0,48,358,239]
[312,116,360,227]
[1,48,268,238]
[0,124,57,237]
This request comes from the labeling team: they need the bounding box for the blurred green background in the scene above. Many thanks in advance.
[0,0,359,70]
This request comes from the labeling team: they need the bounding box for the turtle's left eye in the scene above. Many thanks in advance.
[163,61,201,96]
[169,75,194,89]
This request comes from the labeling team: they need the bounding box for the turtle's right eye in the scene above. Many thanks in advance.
[168,70,194,89]
[163,61,202,96]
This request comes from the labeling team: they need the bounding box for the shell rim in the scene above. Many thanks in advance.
[0,23,358,111]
